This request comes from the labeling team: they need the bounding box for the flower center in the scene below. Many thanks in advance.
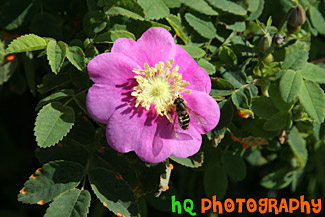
[131,58,190,122]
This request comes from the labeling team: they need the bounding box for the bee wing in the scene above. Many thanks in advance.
[187,108,209,126]
[171,114,192,140]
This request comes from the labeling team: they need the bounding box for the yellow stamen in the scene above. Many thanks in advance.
[131,58,190,122]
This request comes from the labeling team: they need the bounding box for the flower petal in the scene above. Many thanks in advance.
[174,45,211,93]
[182,90,220,134]
[86,83,136,123]
[111,27,176,67]
[167,123,202,158]
[87,52,140,84]
[106,109,173,163]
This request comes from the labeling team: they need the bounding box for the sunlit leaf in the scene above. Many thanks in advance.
[181,0,218,16]
[110,30,136,41]
[248,0,264,20]
[299,62,325,84]
[104,6,145,21]
[207,0,247,16]
[6,34,47,54]
[198,58,216,75]
[137,0,170,20]
[309,5,325,35]
[166,14,187,44]
[288,126,308,167]
[184,13,216,39]
[279,69,303,102]
[170,152,204,168]
[44,189,91,217]
[66,46,86,71]
[298,80,325,123]
[34,102,75,148]
[283,40,309,70]
[46,40,67,74]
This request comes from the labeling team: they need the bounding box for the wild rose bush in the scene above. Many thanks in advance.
[1,0,325,216]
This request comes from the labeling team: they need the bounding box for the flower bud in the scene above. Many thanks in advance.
[257,34,273,56]
[287,5,306,31]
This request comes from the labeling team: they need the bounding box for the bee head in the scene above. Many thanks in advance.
[174,97,184,105]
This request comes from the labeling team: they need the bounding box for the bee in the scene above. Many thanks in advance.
[172,96,208,139]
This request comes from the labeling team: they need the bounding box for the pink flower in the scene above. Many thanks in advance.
[86,27,220,163]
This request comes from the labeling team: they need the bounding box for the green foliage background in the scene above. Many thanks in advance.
[1,0,325,216]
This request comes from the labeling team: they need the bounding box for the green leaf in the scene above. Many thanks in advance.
[0,40,5,63]
[269,84,293,112]
[163,0,181,8]
[137,0,170,20]
[184,13,216,39]
[220,65,247,88]
[218,14,246,32]
[252,96,279,119]
[283,40,309,70]
[309,5,325,35]
[104,6,145,21]
[204,165,228,199]
[46,41,67,74]
[180,45,205,58]
[35,138,89,166]
[260,168,295,189]
[248,0,264,20]
[34,102,75,148]
[279,69,303,102]
[298,80,325,123]
[6,34,47,54]
[0,0,35,30]
[288,126,308,167]
[92,147,139,190]
[35,89,74,111]
[83,10,107,36]
[211,78,235,96]
[221,151,246,181]
[66,46,86,71]
[0,57,17,85]
[94,32,111,43]
[207,0,247,16]
[232,90,249,109]
[198,59,216,75]
[170,152,203,168]
[246,119,278,138]
[263,111,292,131]
[99,0,144,16]
[166,14,187,44]
[181,0,218,16]
[18,160,84,204]
[299,62,325,84]
[44,189,91,217]
[218,45,237,65]
[212,100,234,138]
[89,168,138,217]
[110,30,136,41]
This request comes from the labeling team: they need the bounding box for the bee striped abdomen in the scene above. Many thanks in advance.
[178,113,190,130]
